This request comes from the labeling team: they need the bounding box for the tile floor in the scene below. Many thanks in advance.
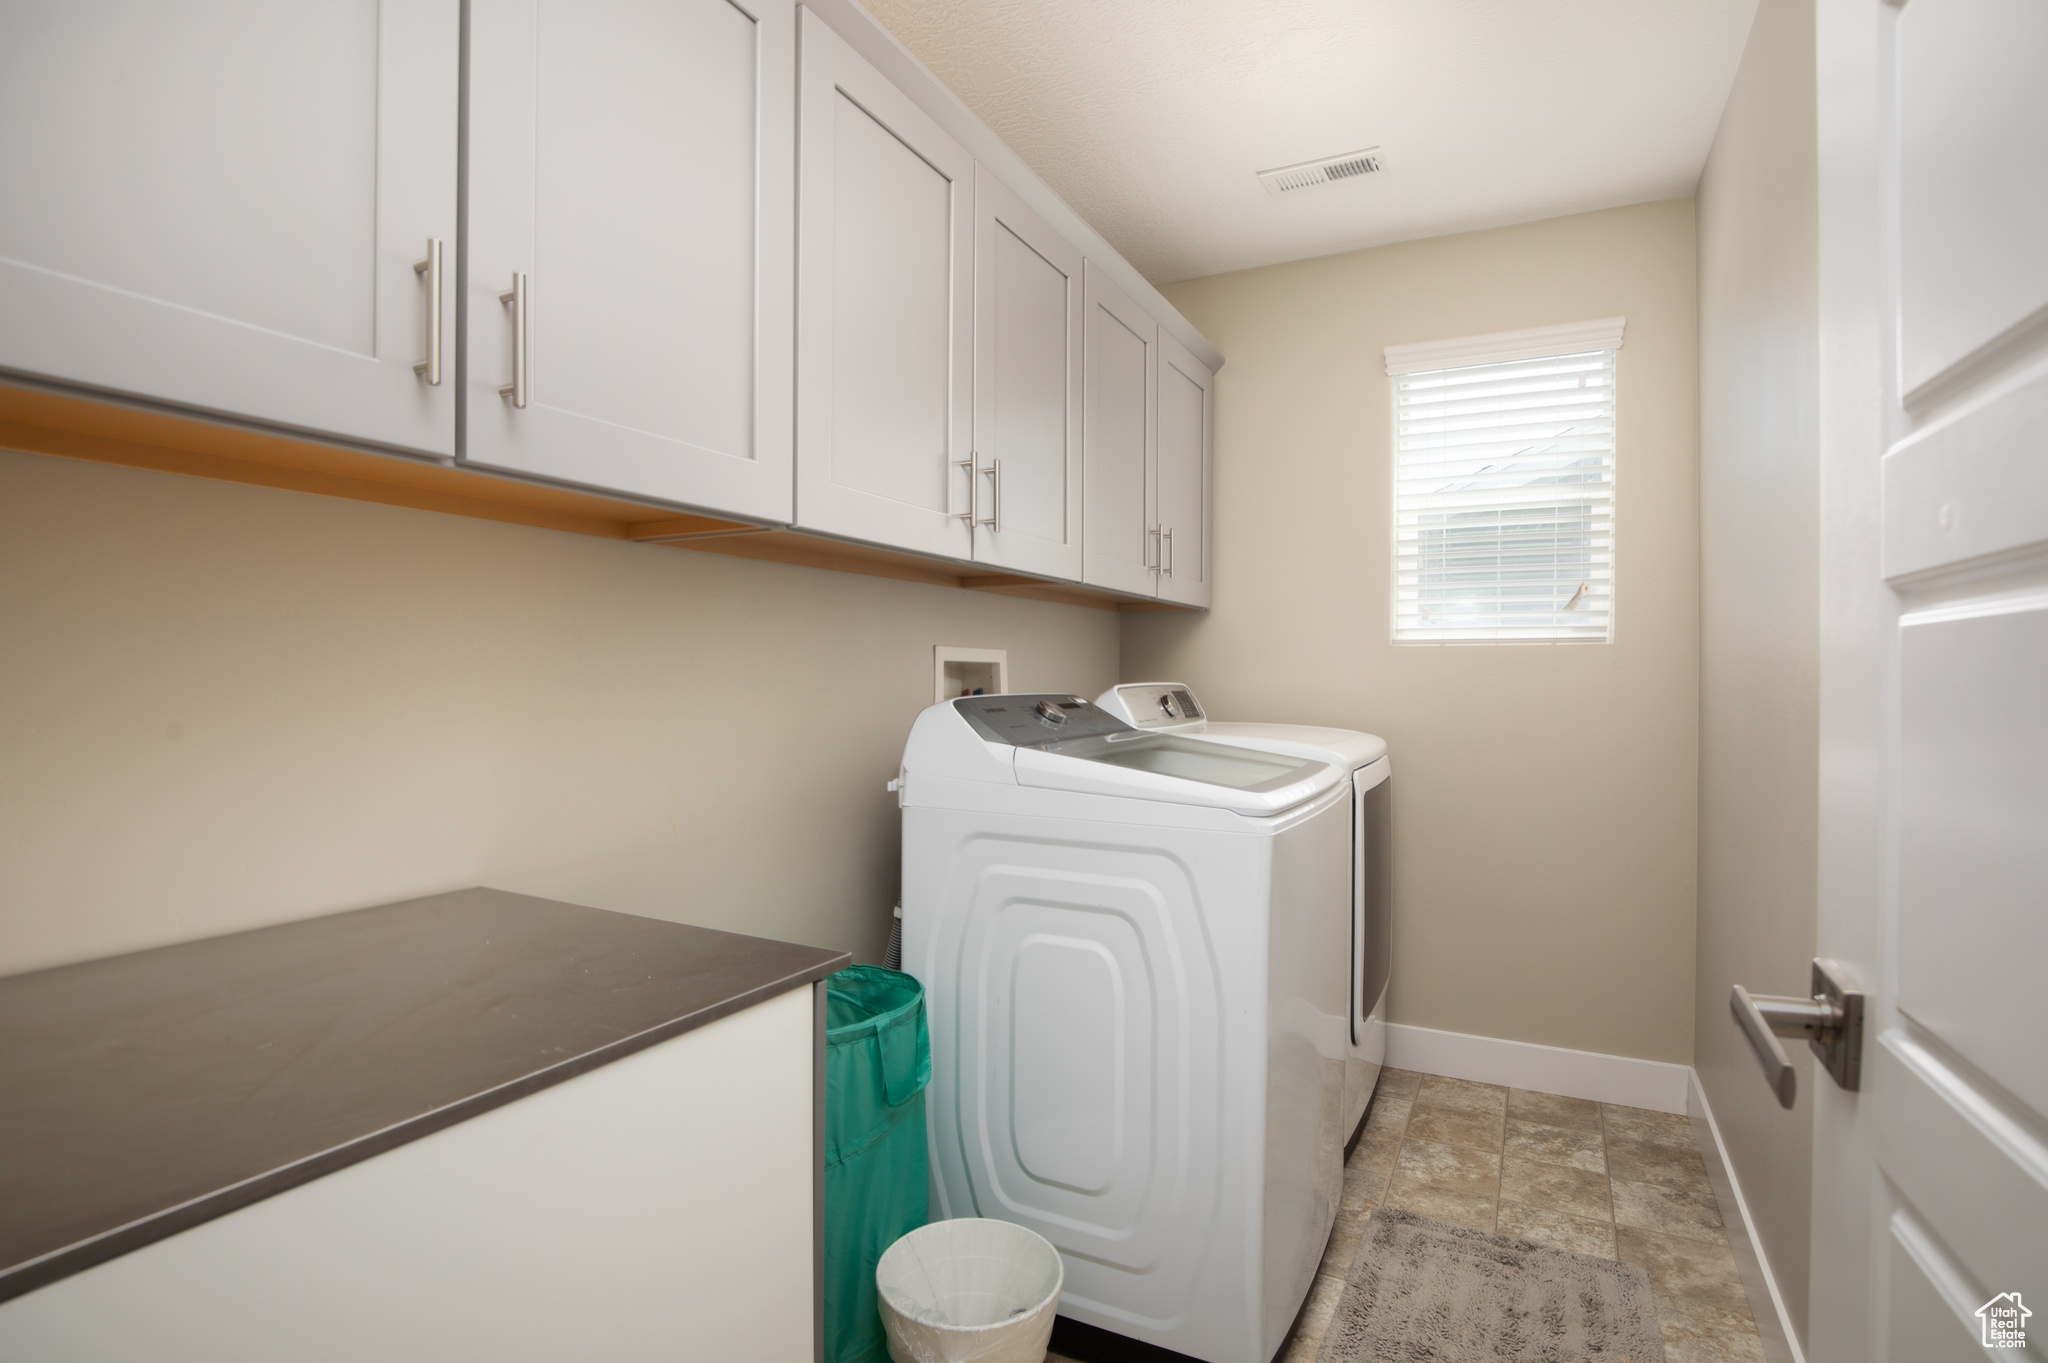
[1284,1068,1768,1363]
[1047,1067,1767,1363]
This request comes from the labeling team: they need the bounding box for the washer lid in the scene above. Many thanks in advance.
[1200,722,1388,771]
[1014,732,1344,814]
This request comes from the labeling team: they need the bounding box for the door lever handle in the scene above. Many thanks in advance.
[1730,958,1864,1109]
[1730,987,1816,1109]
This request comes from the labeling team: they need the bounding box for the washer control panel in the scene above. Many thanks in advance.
[1101,683,1206,730]
[954,694,1132,747]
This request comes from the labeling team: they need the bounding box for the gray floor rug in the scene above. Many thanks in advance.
[1316,1207,1664,1362]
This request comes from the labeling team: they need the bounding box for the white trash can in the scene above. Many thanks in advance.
[875,1218,1064,1363]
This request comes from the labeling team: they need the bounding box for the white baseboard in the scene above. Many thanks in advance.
[1384,1023,1692,1114]
[1688,1070,1807,1363]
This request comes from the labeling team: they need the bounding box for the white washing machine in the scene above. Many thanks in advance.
[1097,684,1392,1140]
[898,693,1354,1363]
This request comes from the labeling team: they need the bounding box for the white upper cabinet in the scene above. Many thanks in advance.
[2,0,1218,597]
[795,8,974,560]
[1155,330,1213,608]
[463,0,794,522]
[1082,264,1159,598]
[970,168,1085,581]
[0,0,458,456]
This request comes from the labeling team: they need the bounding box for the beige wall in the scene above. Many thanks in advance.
[0,451,1118,978]
[1695,0,1820,1339]
[1134,200,1702,1064]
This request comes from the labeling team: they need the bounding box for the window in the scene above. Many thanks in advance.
[1387,319,1625,643]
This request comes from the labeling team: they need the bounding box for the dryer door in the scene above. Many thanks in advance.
[1352,756,1392,1048]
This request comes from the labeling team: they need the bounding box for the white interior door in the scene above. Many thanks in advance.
[1082,263,1158,597]
[464,0,793,522]
[1813,0,2048,1358]
[794,8,973,559]
[1155,329,1213,608]
[970,167,1083,582]
[0,0,457,457]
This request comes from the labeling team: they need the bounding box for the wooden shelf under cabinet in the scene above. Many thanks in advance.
[0,383,1183,614]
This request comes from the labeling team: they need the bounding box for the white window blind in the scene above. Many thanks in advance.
[1387,320,1622,643]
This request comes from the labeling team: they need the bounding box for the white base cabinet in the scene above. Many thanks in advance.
[462,0,794,521]
[0,0,458,458]
[0,987,817,1363]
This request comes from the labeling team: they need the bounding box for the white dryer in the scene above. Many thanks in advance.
[899,693,1354,1363]
[1097,684,1392,1139]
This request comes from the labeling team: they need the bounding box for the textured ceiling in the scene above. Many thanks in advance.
[860,0,1759,283]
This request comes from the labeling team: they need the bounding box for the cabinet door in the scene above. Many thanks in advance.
[0,0,457,456]
[795,9,974,559]
[464,0,794,522]
[1155,329,1213,608]
[1081,264,1158,597]
[970,167,1084,581]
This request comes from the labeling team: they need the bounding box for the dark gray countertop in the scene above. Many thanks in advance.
[0,887,849,1302]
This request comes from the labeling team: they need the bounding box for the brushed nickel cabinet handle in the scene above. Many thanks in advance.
[956,456,977,523]
[412,238,442,386]
[1164,525,1175,577]
[499,272,527,409]
[980,459,1001,533]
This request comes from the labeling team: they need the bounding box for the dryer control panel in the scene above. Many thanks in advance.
[1099,682,1207,730]
[954,694,1133,747]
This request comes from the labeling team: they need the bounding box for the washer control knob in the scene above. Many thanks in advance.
[1036,699,1068,725]
[1158,693,1180,718]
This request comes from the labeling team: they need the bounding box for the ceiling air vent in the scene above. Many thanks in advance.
[1257,148,1383,198]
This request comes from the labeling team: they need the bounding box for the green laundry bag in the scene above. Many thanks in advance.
[824,964,930,1363]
